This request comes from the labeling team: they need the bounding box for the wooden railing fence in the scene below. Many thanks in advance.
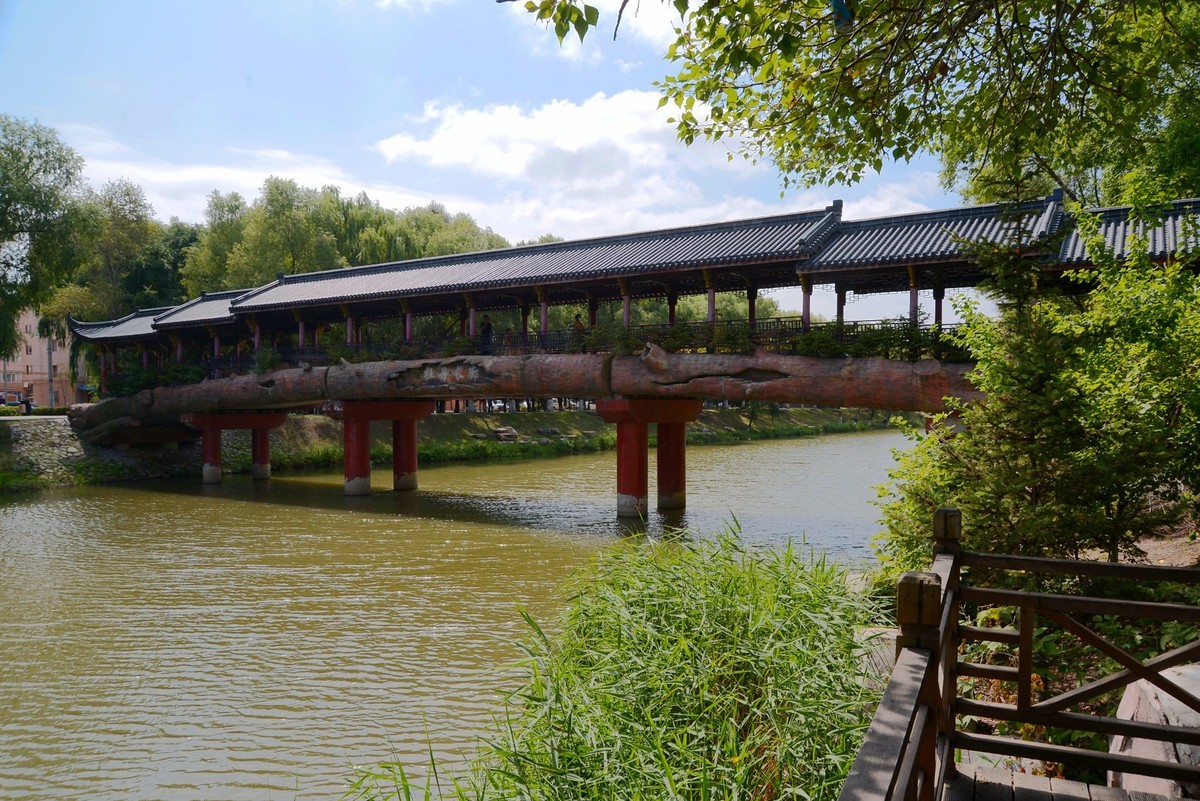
[838,508,1200,801]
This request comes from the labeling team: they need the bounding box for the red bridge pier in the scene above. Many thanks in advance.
[341,401,436,496]
[182,412,289,484]
[596,399,703,517]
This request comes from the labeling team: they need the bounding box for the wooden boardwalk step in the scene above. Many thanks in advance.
[944,764,1176,801]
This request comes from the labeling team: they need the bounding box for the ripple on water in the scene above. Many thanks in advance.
[0,430,908,799]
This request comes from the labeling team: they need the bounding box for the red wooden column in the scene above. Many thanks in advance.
[393,419,420,491]
[597,399,703,518]
[656,421,687,510]
[704,269,717,323]
[908,265,920,326]
[251,429,272,480]
[341,401,436,495]
[616,420,649,517]
[99,345,109,394]
[391,402,436,491]
[201,425,223,484]
[619,278,632,328]
[343,417,372,496]
[801,275,813,333]
[183,411,288,484]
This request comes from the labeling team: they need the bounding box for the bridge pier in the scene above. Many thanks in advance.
[596,399,703,518]
[251,429,271,480]
[182,411,289,484]
[340,401,437,495]
[656,421,687,510]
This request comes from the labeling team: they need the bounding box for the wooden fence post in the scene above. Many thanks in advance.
[897,572,943,656]
[934,508,961,555]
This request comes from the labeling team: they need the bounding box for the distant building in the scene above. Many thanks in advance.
[1,310,83,408]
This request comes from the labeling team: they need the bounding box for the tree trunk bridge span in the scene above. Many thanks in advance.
[840,509,1200,801]
[67,346,976,511]
[71,344,977,433]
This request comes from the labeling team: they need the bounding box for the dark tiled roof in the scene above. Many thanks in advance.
[232,206,836,313]
[68,307,174,342]
[804,200,1053,271]
[69,196,1199,344]
[152,289,250,329]
[1058,199,1200,264]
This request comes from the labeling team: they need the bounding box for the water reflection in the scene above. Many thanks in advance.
[0,429,908,800]
[135,428,906,558]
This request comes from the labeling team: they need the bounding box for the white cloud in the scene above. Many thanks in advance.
[58,111,951,268]
[374,89,752,190]
[370,89,789,238]
[591,0,682,48]
[376,91,685,182]
[499,0,680,63]
[373,0,454,8]
[58,125,421,224]
[844,173,945,220]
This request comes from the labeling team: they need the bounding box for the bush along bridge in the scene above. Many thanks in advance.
[840,509,1200,801]
[68,195,1198,515]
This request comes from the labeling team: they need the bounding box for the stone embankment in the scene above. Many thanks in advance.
[0,416,198,490]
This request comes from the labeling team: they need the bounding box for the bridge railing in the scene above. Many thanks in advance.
[198,317,968,379]
[840,509,1200,801]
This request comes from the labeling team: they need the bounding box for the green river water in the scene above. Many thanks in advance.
[0,429,908,800]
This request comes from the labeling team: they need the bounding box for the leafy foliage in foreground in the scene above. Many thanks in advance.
[346,533,885,801]
[876,203,1200,577]
[517,1,1200,204]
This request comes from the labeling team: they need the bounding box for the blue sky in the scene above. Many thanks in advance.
[0,0,965,318]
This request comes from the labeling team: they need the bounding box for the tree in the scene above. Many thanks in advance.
[0,115,89,357]
[86,179,157,318]
[514,1,1200,202]
[876,205,1200,572]
[223,177,347,288]
[123,218,198,310]
[181,190,248,295]
[38,184,196,346]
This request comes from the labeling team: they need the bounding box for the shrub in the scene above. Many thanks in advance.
[441,336,478,357]
[713,323,753,354]
[254,348,281,374]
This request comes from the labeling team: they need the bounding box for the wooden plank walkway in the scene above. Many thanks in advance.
[944,765,1175,801]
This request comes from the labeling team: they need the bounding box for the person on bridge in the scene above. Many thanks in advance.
[480,314,494,355]
[572,313,587,352]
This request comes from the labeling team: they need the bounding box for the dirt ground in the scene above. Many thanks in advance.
[1137,527,1200,567]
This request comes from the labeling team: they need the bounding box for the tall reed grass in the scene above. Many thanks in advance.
[345,531,886,801]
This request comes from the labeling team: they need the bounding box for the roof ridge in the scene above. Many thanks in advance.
[254,205,840,287]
